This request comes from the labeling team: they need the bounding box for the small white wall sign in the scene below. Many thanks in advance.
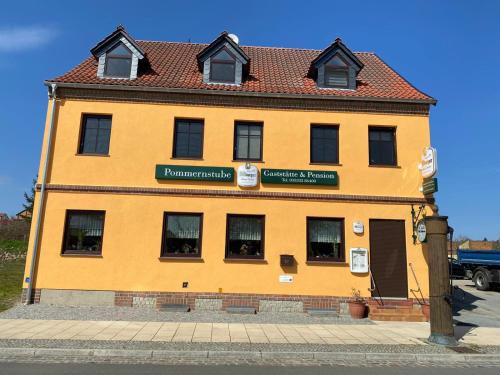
[353,221,364,234]
[350,248,369,273]
[279,275,293,283]
[237,163,258,187]
[419,147,438,178]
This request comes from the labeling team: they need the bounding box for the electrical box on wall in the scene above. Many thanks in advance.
[350,248,368,273]
[352,221,364,234]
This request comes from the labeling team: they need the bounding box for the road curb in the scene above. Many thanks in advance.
[0,347,499,364]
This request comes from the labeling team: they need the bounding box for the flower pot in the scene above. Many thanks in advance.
[348,301,366,319]
[421,303,430,321]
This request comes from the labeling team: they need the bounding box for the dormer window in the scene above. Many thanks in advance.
[91,25,146,80]
[104,43,132,78]
[197,32,250,86]
[324,55,349,88]
[210,48,236,83]
[309,38,363,91]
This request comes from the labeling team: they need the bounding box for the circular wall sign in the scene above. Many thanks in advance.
[416,220,427,243]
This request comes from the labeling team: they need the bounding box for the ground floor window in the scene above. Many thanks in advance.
[161,213,203,257]
[226,214,265,259]
[307,217,345,262]
[62,210,105,255]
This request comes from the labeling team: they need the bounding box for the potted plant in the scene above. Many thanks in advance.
[348,288,367,319]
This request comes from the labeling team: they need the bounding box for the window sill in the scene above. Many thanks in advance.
[61,253,103,258]
[171,157,204,161]
[75,153,110,157]
[232,160,264,163]
[306,260,347,265]
[309,162,342,166]
[159,257,204,262]
[368,164,401,169]
[223,258,267,263]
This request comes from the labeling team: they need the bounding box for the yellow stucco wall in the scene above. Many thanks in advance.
[24,98,432,298]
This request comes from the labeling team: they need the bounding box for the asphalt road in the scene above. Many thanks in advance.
[453,279,500,328]
[0,363,499,375]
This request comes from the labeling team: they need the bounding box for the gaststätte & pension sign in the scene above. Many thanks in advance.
[261,168,338,186]
[155,165,234,182]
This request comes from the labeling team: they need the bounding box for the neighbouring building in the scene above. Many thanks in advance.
[23,26,436,319]
[459,240,496,251]
[15,209,32,220]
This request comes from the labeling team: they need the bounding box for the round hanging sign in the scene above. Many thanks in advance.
[416,219,427,243]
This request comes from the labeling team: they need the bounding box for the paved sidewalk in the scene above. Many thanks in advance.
[0,319,498,346]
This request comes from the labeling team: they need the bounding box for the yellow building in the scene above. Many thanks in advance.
[23,27,436,318]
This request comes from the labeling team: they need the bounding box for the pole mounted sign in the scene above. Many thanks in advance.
[155,165,234,182]
[261,169,338,186]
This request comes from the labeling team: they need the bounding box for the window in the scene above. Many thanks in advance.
[104,43,132,78]
[210,48,236,83]
[369,127,397,166]
[311,125,339,164]
[62,210,105,255]
[173,119,204,158]
[226,215,265,259]
[78,115,112,155]
[234,122,263,161]
[307,217,345,262]
[324,55,349,88]
[161,213,203,257]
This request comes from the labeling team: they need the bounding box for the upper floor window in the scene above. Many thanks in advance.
[62,210,105,255]
[78,115,112,155]
[311,124,339,164]
[234,121,263,161]
[324,55,349,88]
[369,127,397,166]
[104,43,132,78]
[210,48,236,83]
[173,119,204,159]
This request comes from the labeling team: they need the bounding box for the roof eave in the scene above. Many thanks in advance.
[44,81,437,105]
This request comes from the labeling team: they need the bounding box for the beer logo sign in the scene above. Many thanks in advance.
[419,147,438,178]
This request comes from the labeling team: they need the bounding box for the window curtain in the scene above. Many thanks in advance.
[69,213,103,237]
[167,216,199,239]
[309,220,341,243]
[229,217,262,240]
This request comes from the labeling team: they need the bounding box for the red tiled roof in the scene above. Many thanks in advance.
[51,41,434,102]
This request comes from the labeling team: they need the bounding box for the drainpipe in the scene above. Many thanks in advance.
[25,83,57,304]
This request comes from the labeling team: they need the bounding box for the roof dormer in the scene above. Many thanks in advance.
[309,38,363,90]
[91,25,145,80]
[197,32,250,85]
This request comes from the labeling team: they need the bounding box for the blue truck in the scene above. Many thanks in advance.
[457,249,500,291]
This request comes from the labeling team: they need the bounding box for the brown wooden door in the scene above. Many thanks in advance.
[369,220,408,298]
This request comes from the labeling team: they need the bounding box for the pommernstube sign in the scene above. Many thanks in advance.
[261,168,338,186]
[155,165,234,182]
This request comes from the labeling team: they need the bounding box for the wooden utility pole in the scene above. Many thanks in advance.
[425,215,457,346]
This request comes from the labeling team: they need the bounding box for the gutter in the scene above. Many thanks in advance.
[44,81,437,105]
[25,83,57,304]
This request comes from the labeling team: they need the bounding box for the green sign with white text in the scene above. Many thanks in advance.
[261,168,338,186]
[155,165,234,182]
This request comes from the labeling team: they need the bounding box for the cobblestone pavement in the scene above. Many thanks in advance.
[0,304,370,324]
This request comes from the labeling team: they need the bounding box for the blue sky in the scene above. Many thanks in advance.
[0,0,498,240]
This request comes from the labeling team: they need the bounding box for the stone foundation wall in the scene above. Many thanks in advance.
[22,288,425,320]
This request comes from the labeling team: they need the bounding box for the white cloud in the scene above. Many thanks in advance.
[0,26,57,52]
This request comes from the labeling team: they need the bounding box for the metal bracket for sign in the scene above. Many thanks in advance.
[411,204,426,244]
